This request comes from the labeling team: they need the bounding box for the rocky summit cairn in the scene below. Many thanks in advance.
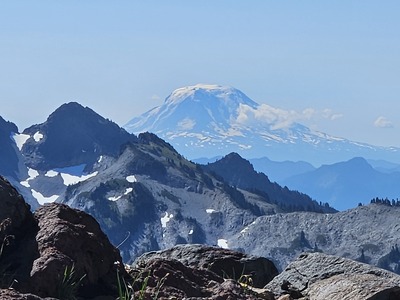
[266,252,400,300]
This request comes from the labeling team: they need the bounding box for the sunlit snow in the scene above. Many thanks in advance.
[217,239,229,249]
[161,212,173,228]
[45,170,58,177]
[20,168,39,187]
[60,171,98,186]
[31,189,59,205]
[11,133,30,151]
[126,175,137,183]
[108,188,133,201]
[189,229,194,235]
[33,131,44,142]
[98,156,103,163]
[206,209,216,214]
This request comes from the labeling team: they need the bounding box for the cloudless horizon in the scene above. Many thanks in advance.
[1,1,399,148]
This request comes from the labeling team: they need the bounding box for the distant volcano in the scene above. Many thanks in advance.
[124,84,399,165]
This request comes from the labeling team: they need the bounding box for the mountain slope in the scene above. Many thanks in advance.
[59,133,279,262]
[203,153,335,213]
[283,157,400,211]
[231,203,400,273]
[124,84,400,165]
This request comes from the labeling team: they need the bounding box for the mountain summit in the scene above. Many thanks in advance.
[125,84,399,165]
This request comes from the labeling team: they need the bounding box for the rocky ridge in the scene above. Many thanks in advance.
[2,176,400,300]
[229,203,400,272]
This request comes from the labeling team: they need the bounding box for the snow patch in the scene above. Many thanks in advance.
[45,170,59,177]
[206,209,216,214]
[161,212,173,228]
[33,131,44,142]
[217,239,229,249]
[11,133,30,151]
[20,168,39,188]
[189,229,194,235]
[108,188,134,201]
[60,171,98,186]
[31,189,59,205]
[126,175,137,183]
[98,156,103,163]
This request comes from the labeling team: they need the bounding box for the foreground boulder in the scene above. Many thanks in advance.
[29,203,126,298]
[131,244,278,299]
[266,252,400,300]
[0,176,126,299]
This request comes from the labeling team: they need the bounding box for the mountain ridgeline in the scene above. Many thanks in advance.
[0,102,333,264]
[203,152,335,213]
[1,100,400,276]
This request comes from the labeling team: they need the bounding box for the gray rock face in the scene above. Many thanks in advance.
[134,244,278,288]
[266,252,400,300]
[231,204,400,272]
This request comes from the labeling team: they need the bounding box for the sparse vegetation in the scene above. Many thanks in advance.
[57,265,86,300]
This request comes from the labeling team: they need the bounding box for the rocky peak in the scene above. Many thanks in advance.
[21,102,137,170]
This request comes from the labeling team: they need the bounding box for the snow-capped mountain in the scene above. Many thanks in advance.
[125,84,400,165]
[2,102,400,274]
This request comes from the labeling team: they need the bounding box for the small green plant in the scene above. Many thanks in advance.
[116,269,167,300]
[58,265,86,300]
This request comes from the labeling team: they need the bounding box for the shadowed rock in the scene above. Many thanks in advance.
[0,176,126,299]
[134,244,278,288]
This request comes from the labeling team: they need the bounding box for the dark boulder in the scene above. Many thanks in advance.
[0,177,126,299]
[129,256,273,300]
[0,177,38,289]
[0,289,57,300]
[30,203,126,298]
[266,252,400,300]
[134,244,278,288]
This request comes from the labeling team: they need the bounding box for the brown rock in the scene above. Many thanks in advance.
[30,203,126,298]
[135,244,278,288]
[0,288,57,300]
[0,177,38,289]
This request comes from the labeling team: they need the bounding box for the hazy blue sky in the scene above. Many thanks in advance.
[1,1,399,147]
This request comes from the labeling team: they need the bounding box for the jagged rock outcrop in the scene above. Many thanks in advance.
[266,252,400,300]
[0,176,126,299]
[134,244,278,288]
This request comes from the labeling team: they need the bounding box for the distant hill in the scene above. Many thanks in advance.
[283,157,400,210]
[249,157,316,183]
[203,152,334,213]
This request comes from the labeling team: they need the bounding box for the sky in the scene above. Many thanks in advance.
[1,1,399,147]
